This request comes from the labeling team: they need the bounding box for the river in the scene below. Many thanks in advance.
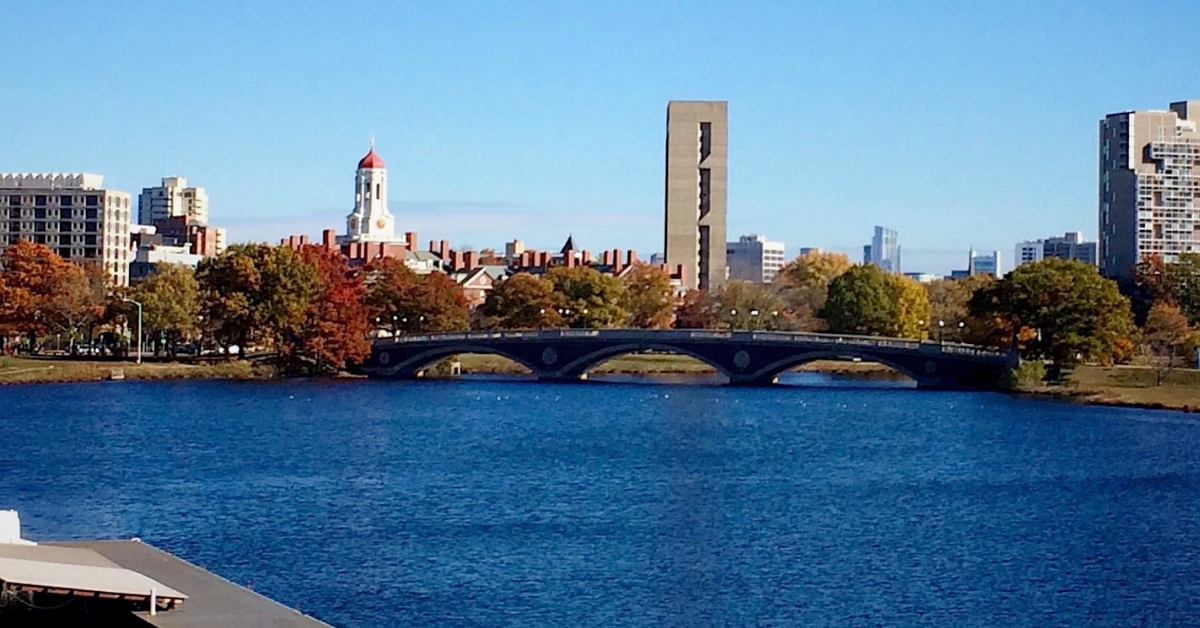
[3,375,1199,626]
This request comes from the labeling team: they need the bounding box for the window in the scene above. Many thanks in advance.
[34,208,46,219]
[85,221,98,233]
[86,208,98,220]
[699,122,712,160]
[698,168,711,217]
[86,195,98,206]
[60,220,72,233]
[60,195,72,207]
[34,195,46,206]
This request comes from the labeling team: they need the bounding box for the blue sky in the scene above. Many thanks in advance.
[4,0,1199,274]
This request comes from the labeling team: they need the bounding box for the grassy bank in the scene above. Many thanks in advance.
[1027,364,1200,413]
[0,356,264,385]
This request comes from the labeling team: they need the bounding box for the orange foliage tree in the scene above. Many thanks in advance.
[0,240,101,352]
[364,258,469,334]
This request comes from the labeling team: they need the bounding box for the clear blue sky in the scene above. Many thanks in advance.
[5,0,1199,274]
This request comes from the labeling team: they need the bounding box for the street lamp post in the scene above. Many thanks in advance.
[938,319,945,345]
[124,298,143,364]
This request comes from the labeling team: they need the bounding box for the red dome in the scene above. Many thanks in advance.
[358,147,385,169]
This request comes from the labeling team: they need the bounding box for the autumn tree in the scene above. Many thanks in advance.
[0,240,81,351]
[1140,302,1193,385]
[364,258,469,334]
[887,273,932,339]
[969,258,1134,378]
[620,263,675,329]
[925,275,995,344]
[479,272,563,329]
[707,281,793,331]
[775,250,852,331]
[545,266,627,328]
[292,246,371,372]
[821,264,897,336]
[1131,253,1200,325]
[130,263,200,357]
[196,244,320,356]
[674,290,715,329]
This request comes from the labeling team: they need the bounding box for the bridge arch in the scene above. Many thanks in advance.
[742,350,924,385]
[377,344,540,378]
[552,343,735,380]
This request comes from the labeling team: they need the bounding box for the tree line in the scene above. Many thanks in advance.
[3,239,1197,379]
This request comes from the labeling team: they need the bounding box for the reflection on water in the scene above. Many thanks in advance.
[2,379,1198,627]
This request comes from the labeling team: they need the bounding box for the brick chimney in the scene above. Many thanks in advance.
[626,250,638,266]
[323,229,336,250]
[464,250,479,270]
[405,232,418,252]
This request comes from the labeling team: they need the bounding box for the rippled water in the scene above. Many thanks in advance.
[3,376,1199,626]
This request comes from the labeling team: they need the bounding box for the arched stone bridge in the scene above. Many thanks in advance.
[358,329,1015,389]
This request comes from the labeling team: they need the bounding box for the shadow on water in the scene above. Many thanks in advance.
[458,371,919,389]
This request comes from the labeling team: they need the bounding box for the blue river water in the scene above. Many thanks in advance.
[2,374,1200,627]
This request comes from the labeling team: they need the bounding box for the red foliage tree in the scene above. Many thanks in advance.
[293,245,371,372]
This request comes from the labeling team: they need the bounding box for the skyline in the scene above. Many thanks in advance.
[5,1,1200,274]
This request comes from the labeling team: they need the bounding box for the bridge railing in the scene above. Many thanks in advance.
[375,328,1009,360]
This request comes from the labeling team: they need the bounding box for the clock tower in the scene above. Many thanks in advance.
[340,142,404,244]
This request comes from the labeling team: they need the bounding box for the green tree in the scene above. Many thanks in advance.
[545,266,627,328]
[131,263,199,357]
[775,250,852,331]
[364,258,469,334]
[197,244,320,356]
[821,264,897,336]
[708,281,793,330]
[969,258,1134,378]
[620,263,675,329]
[887,273,931,339]
[479,272,564,329]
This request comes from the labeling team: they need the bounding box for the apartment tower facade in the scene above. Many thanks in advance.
[664,100,727,291]
[1099,100,1200,280]
[0,173,132,286]
[727,234,786,283]
[138,176,208,226]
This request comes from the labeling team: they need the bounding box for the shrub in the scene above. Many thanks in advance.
[1002,360,1046,391]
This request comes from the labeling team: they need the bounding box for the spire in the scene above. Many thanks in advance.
[560,234,576,255]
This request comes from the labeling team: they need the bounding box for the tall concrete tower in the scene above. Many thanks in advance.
[664,100,728,291]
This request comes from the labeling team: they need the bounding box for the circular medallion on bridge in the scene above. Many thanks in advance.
[378,351,391,365]
[925,360,937,374]
[734,350,751,370]
[542,347,558,365]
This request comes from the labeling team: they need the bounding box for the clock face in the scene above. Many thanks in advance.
[375,219,386,230]
[349,217,358,230]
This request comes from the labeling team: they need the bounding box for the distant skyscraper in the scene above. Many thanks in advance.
[1099,100,1200,280]
[727,234,786,283]
[864,226,900,273]
[968,249,1001,277]
[1015,231,1098,269]
[138,176,208,226]
[664,100,727,291]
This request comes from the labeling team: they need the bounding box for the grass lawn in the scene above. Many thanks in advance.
[1040,364,1200,412]
[0,355,261,385]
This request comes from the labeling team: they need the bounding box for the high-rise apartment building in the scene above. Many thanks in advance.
[1015,240,1045,266]
[138,176,208,226]
[664,100,727,291]
[864,226,900,273]
[727,234,786,283]
[1099,100,1200,280]
[0,173,132,286]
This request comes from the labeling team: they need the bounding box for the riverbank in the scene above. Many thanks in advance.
[1026,365,1200,413]
[0,356,263,385]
